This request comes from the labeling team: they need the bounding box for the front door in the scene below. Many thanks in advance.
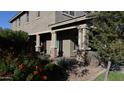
[57,32,63,57]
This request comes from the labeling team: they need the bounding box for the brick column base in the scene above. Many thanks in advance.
[35,45,41,52]
[50,48,57,59]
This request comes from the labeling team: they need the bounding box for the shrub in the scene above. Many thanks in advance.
[57,57,78,71]
[0,29,68,81]
[0,59,7,76]
[0,48,18,76]
[12,54,50,81]
[110,63,121,71]
[0,29,29,54]
[45,63,68,81]
[0,48,50,81]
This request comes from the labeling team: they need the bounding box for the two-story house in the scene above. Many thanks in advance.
[9,11,92,58]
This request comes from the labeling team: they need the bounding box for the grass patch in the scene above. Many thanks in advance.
[119,63,124,67]
[96,71,124,81]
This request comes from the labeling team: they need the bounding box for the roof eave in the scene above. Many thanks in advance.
[9,11,25,23]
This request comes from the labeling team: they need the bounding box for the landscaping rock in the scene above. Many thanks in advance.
[87,51,100,67]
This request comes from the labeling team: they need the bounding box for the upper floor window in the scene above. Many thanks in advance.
[37,11,40,17]
[62,11,75,17]
[70,11,75,16]
[62,11,68,14]
[15,20,17,27]
[18,17,21,26]
[26,11,29,22]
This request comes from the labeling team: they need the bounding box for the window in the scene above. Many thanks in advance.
[70,11,75,16]
[37,11,40,17]
[18,17,21,26]
[15,20,17,27]
[62,11,75,16]
[26,11,29,22]
[62,11,68,14]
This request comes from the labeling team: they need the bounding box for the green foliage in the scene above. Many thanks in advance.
[0,29,29,54]
[12,54,50,81]
[0,30,50,80]
[12,54,67,81]
[96,71,124,81]
[0,28,68,81]
[57,57,77,71]
[0,59,7,75]
[0,49,18,76]
[45,63,68,81]
[89,12,124,64]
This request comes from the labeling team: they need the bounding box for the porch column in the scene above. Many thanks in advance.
[50,31,57,58]
[78,27,83,50]
[78,24,88,50]
[35,34,41,52]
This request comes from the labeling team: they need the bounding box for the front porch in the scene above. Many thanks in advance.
[31,16,92,59]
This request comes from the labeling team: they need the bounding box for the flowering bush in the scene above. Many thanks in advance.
[0,49,68,81]
[0,29,29,55]
[0,29,68,81]
[0,45,50,81]
[0,47,18,76]
[45,64,68,81]
[12,54,50,81]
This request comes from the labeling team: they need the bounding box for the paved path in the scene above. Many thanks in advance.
[119,67,124,74]
[67,66,105,81]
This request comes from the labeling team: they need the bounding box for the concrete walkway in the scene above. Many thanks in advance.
[67,66,106,81]
[119,67,124,74]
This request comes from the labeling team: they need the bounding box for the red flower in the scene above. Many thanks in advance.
[19,64,23,70]
[40,69,45,72]
[27,64,31,68]
[35,65,39,70]
[33,71,39,75]
[41,75,47,80]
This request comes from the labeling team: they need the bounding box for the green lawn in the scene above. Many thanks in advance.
[96,71,124,81]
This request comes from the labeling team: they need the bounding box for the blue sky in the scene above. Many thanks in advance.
[0,11,18,29]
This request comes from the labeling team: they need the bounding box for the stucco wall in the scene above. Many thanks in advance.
[12,11,56,34]
[55,11,86,23]
[11,11,86,34]
[75,11,86,17]
[55,11,73,23]
[11,11,87,58]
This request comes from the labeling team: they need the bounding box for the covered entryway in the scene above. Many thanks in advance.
[31,32,51,55]
[56,28,78,57]
[40,33,51,54]
[49,16,92,58]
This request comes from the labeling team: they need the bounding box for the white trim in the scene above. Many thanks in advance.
[53,26,77,32]
[36,17,40,20]
[29,30,51,35]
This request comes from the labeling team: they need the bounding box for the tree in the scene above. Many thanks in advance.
[0,27,3,31]
[0,29,29,54]
[89,11,124,80]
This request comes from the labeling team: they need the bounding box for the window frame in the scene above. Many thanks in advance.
[37,11,40,17]
[26,11,29,22]
[69,11,75,16]
[15,20,17,27]
[18,17,21,26]
[62,11,75,17]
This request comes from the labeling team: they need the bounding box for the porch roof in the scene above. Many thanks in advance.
[49,15,94,28]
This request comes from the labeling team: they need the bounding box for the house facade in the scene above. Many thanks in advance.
[10,11,93,58]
